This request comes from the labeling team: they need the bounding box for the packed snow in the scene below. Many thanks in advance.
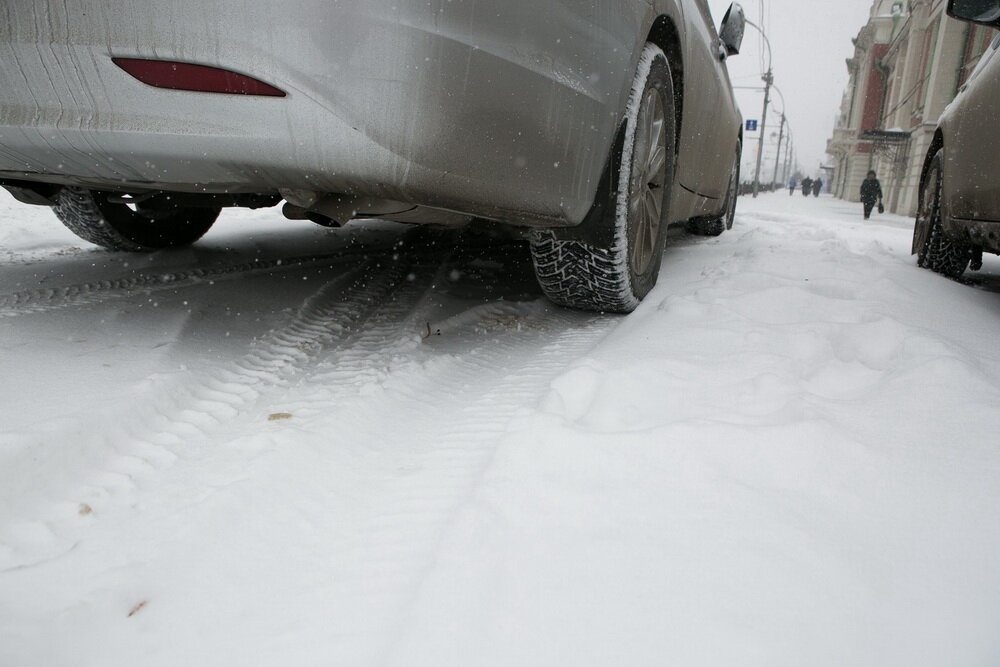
[1,190,999,665]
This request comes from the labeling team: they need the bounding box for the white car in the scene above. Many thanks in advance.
[2,0,746,312]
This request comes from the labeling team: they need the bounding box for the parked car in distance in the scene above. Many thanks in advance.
[913,0,1000,278]
[1,1,745,312]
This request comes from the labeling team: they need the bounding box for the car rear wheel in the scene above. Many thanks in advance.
[54,187,220,251]
[688,143,740,237]
[913,150,970,278]
[529,44,675,313]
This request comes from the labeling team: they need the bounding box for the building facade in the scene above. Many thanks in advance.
[826,0,996,216]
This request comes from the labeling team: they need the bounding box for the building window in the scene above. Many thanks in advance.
[914,17,940,111]
[959,24,996,86]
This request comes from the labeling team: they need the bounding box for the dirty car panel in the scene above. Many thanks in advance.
[0,0,668,227]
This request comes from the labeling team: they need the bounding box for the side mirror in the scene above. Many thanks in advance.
[947,0,1000,27]
[719,3,746,57]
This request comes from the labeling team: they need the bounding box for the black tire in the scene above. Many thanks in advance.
[54,187,220,251]
[913,150,970,279]
[688,143,740,237]
[530,44,675,313]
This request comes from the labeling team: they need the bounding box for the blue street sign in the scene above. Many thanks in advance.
[745,119,758,132]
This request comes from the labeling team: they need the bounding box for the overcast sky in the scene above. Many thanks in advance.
[706,0,876,179]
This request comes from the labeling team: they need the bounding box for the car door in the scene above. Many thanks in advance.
[674,0,730,201]
[705,4,742,186]
[947,32,1000,221]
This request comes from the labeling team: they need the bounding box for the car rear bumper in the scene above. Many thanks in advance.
[0,1,637,226]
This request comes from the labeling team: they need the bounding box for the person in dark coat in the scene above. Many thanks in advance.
[860,170,883,219]
[801,176,813,196]
[812,178,823,197]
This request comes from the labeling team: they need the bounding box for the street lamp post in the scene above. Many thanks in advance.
[752,69,773,197]
[784,144,795,185]
[746,18,773,198]
[771,112,786,188]
[783,119,796,184]
[768,84,790,190]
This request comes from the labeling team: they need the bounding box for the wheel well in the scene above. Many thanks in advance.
[647,16,684,152]
[1,178,62,206]
[920,130,944,193]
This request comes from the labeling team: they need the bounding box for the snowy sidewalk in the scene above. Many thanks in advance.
[1,192,999,665]
[391,194,1000,665]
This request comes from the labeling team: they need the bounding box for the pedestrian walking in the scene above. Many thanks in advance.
[801,177,813,197]
[860,170,883,220]
[788,177,797,195]
[812,178,823,197]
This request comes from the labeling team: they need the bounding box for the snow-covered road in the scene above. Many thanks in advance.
[2,191,999,665]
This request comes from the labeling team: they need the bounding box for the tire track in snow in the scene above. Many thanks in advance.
[0,247,380,319]
[0,245,439,570]
[380,315,616,662]
[234,295,618,663]
[1,237,621,659]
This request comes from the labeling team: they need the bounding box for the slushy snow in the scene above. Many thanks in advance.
[1,190,999,665]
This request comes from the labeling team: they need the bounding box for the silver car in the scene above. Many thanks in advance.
[913,0,1000,279]
[1,1,745,312]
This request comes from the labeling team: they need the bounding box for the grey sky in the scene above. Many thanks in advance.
[707,0,875,179]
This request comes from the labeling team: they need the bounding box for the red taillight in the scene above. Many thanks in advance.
[112,58,286,97]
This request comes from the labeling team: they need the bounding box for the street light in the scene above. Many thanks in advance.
[734,79,792,190]
[745,18,772,198]
[770,84,788,188]
[767,84,797,184]
[782,123,795,184]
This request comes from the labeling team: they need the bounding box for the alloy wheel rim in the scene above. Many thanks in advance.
[628,88,667,276]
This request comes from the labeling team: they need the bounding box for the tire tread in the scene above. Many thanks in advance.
[529,44,673,314]
[530,232,637,313]
[53,187,219,251]
[55,187,146,251]
[915,152,970,279]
